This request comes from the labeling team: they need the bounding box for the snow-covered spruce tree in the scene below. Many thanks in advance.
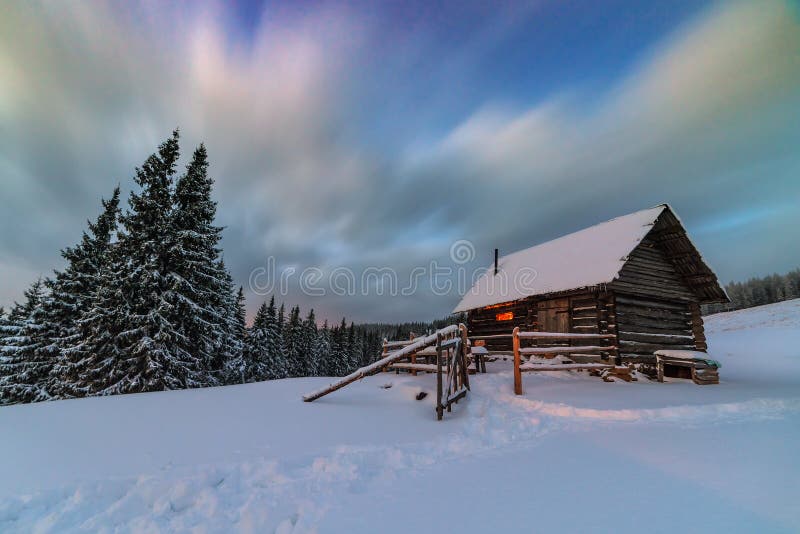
[301,309,318,376]
[272,302,287,376]
[263,296,286,379]
[169,144,234,386]
[0,280,50,405]
[79,131,205,395]
[244,301,271,382]
[283,306,303,377]
[223,286,247,384]
[314,320,332,376]
[346,322,361,373]
[325,318,350,377]
[46,187,121,398]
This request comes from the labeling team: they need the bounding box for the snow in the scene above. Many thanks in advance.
[453,205,666,312]
[2,300,800,532]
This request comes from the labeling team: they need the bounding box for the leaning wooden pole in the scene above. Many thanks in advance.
[513,326,523,395]
[303,325,459,402]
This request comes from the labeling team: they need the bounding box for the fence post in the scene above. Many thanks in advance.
[459,323,470,391]
[513,326,522,395]
[436,332,444,420]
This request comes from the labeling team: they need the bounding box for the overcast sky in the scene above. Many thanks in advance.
[1,0,799,323]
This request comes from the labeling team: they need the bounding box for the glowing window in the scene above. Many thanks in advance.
[496,312,514,321]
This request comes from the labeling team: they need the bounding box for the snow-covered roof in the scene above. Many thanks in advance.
[453,205,667,312]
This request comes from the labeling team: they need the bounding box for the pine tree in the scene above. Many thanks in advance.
[0,280,51,404]
[47,187,121,397]
[314,321,332,376]
[245,301,271,382]
[326,318,349,376]
[263,296,285,379]
[346,321,360,372]
[169,144,232,386]
[79,131,205,395]
[272,302,288,377]
[283,306,304,377]
[223,286,247,384]
[301,309,318,376]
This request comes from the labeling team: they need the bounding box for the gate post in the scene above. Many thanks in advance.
[513,326,523,395]
[436,332,444,420]
[459,323,470,391]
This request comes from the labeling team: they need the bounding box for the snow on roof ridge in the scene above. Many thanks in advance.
[453,205,667,312]
[497,204,666,265]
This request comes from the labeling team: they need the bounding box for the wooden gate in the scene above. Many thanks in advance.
[435,325,470,420]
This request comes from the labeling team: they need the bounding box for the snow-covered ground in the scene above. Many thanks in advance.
[2,300,799,533]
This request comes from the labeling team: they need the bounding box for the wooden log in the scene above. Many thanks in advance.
[614,295,690,312]
[390,363,445,372]
[517,332,615,340]
[621,356,658,366]
[519,363,613,372]
[519,345,616,355]
[615,301,690,315]
[615,314,692,332]
[619,262,686,280]
[467,334,514,340]
[617,331,695,345]
[619,341,696,354]
[610,281,696,301]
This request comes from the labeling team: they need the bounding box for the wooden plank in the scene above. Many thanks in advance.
[615,312,691,330]
[520,363,613,372]
[390,363,444,372]
[520,345,616,355]
[619,340,695,353]
[610,281,696,301]
[617,331,694,345]
[518,332,615,340]
[614,295,691,311]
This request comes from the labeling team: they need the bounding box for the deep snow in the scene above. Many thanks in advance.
[2,300,799,532]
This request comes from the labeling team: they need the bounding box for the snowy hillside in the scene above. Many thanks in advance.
[2,301,800,533]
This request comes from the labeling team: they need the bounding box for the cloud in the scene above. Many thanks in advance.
[0,0,798,322]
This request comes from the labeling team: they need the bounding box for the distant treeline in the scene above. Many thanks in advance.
[703,268,800,315]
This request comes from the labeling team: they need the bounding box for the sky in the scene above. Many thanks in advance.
[1,0,799,323]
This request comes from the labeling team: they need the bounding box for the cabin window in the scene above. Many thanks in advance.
[496,311,514,321]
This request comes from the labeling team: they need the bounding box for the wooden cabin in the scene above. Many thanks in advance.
[454,205,728,366]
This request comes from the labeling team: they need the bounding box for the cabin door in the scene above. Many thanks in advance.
[537,298,569,333]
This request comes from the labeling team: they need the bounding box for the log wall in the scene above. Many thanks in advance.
[611,236,697,302]
[614,294,696,363]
